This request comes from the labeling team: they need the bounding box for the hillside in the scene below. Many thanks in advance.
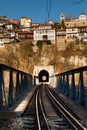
[0,42,87,74]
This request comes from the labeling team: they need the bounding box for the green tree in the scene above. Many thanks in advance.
[52,23,61,29]
[60,19,66,29]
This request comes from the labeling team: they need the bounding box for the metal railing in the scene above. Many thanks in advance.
[0,64,32,110]
[55,66,87,107]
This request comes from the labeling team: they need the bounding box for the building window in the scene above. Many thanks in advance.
[19,34,25,38]
[43,35,47,40]
[84,28,86,31]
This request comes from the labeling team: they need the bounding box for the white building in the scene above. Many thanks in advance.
[34,25,56,44]
[20,17,32,27]
[66,25,87,41]
[66,27,79,38]
[79,12,87,21]
[34,29,55,41]
[65,12,87,41]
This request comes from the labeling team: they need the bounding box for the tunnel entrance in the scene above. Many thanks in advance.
[38,70,49,82]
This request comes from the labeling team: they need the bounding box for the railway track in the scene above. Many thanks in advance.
[21,91,37,130]
[21,84,87,130]
[22,85,50,130]
[46,86,87,130]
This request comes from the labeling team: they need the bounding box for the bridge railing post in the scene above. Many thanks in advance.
[8,70,14,107]
[85,87,87,108]
[20,73,24,96]
[62,75,66,93]
[15,72,21,101]
[76,71,85,105]
[57,75,62,92]
[55,66,87,107]
[0,70,4,110]
[23,75,27,94]
[28,75,32,90]
[55,76,59,90]
[0,64,32,111]
[70,73,76,100]
[64,74,69,96]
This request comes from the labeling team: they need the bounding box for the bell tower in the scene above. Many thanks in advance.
[60,12,65,22]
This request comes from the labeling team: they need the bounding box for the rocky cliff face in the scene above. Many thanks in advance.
[0,42,87,74]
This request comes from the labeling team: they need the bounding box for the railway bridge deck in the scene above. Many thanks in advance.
[0,64,87,129]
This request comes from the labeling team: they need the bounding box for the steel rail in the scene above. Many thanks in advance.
[35,87,51,130]
[35,90,41,130]
[39,89,51,130]
[47,88,87,130]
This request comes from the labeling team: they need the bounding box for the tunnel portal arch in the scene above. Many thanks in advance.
[38,70,49,82]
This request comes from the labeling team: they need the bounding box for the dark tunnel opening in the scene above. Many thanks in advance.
[38,70,49,82]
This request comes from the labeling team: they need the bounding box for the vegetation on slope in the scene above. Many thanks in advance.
[0,41,87,74]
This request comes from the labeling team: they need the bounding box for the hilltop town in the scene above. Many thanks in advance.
[0,12,87,47]
[0,12,87,74]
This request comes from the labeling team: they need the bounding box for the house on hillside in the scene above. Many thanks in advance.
[65,12,87,42]
[34,24,56,45]
[15,30,33,43]
[20,16,32,28]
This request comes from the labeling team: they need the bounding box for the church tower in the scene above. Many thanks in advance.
[60,12,65,22]
[79,12,86,20]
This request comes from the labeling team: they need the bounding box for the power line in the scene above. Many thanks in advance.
[48,0,52,21]
[72,0,84,4]
[46,0,49,22]
[0,5,7,16]
[46,0,52,22]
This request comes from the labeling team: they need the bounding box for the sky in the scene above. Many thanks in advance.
[0,0,87,23]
